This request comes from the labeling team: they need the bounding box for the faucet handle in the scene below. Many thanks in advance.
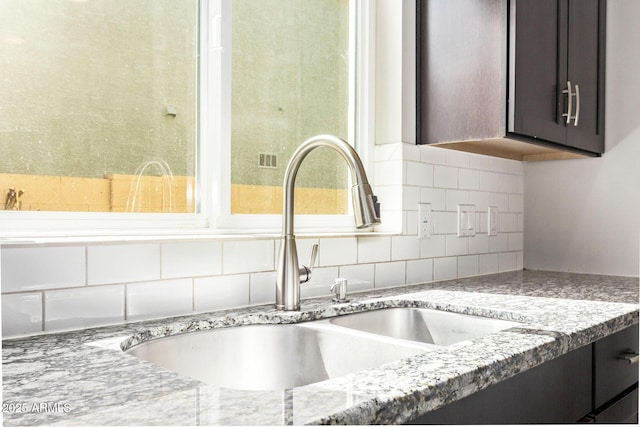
[299,243,319,283]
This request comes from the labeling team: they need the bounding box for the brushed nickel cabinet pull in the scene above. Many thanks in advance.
[574,84,580,127]
[618,351,639,365]
[562,81,573,125]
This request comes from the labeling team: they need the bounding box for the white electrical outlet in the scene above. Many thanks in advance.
[457,204,476,237]
[488,206,498,236]
[418,203,432,239]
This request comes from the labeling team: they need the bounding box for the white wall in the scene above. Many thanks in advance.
[524,0,640,277]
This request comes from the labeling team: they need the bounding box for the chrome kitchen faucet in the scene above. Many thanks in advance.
[275,135,380,311]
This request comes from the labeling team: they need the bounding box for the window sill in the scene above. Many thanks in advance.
[0,229,398,247]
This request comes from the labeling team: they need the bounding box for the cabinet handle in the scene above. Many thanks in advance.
[562,81,573,125]
[574,84,580,127]
[618,351,639,365]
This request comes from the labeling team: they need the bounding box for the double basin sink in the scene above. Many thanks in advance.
[126,307,520,391]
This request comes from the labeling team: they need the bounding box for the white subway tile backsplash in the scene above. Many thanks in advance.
[433,257,457,281]
[374,143,403,161]
[445,190,470,211]
[302,266,340,299]
[2,246,86,292]
[2,293,42,337]
[469,155,494,171]
[499,252,518,272]
[45,285,124,331]
[375,261,406,288]
[458,255,479,278]
[445,150,470,168]
[479,171,501,192]
[479,253,500,275]
[500,174,518,194]
[249,271,276,305]
[517,251,524,270]
[434,165,458,189]
[391,235,420,261]
[88,244,160,286]
[491,193,510,212]
[338,264,374,292]
[469,234,490,255]
[402,186,421,210]
[433,211,457,234]
[476,212,488,234]
[374,186,403,212]
[376,209,404,234]
[491,157,513,174]
[223,240,274,274]
[459,169,480,190]
[319,237,357,266]
[489,234,509,253]
[420,145,448,165]
[194,275,249,313]
[374,160,404,186]
[406,258,433,284]
[509,161,525,176]
[499,213,519,233]
[406,161,433,186]
[127,279,192,321]
[446,235,469,256]
[401,143,421,161]
[421,187,446,210]
[469,191,491,212]
[509,194,525,212]
[358,236,391,264]
[405,210,418,235]
[517,175,525,194]
[508,233,524,251]
[162,242,222,279]
[420,235,446,259]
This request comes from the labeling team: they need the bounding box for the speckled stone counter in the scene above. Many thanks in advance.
[2,270,639,426]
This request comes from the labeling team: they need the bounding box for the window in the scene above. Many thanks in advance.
[0,0,372,235]
[229,0,351,216]
[0,0,200,215]
[215,0,373,231]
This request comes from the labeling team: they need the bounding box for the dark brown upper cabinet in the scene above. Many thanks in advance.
[416,0,606,161]
[509,0,606,155]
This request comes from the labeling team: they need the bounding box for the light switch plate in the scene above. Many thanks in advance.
[457,204,476,237]
[488,206,498,236]
[417,203,432,239]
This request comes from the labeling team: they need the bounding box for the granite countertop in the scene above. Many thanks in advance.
[2,270,639,426]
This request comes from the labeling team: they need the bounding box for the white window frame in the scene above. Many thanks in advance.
[0,0,376,239]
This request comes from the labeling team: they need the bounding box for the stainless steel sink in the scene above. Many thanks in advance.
[126,307,520,391]
[126,323,428,391]
[329,307,520,346]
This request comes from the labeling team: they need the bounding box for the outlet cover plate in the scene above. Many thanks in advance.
[418,203,432,239]
[488,206,498,236]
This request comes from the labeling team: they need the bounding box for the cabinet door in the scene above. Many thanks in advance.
[565,0,605,153]
[513,0,568,144]
[416,0,506,144]
[512,0,605,154]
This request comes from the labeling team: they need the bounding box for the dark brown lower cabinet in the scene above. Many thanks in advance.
[408,324,639,424]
